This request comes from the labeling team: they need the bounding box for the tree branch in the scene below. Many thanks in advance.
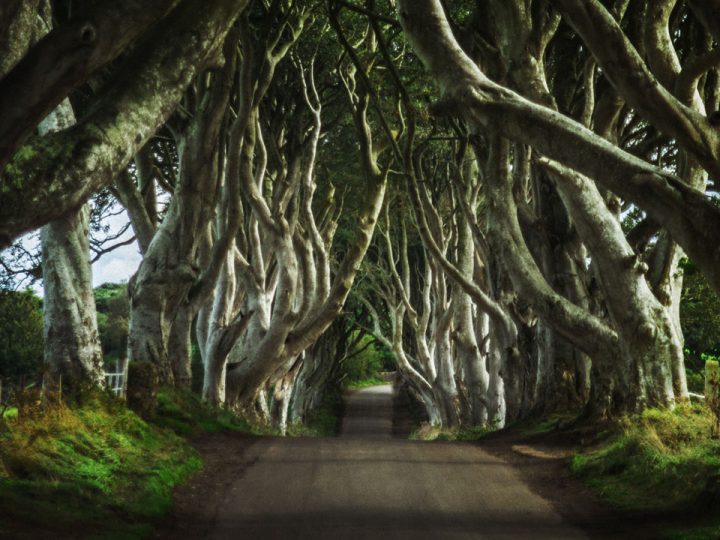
[0,0,181,168]
[0,0,249,249]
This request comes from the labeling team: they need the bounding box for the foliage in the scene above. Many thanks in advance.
[706,361,720,436]
[0,392,200,539]
[340,333,393,386]
[681,260,720,372]
[571,404,720,516]
[686,366,706,394]
[93,282,127,310]
[678,257,720,395]
[93,283,129,363]
[0,288,43,388]
[346,376,387,389]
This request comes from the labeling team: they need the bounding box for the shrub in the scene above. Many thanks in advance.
[93,283,129,362]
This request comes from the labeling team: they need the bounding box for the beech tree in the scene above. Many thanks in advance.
[39,100,104,397]
[1,3,104,397]
[392,0,718,416]
[3,0,720,429]
[221,42,388,425]
[396,0,720,296]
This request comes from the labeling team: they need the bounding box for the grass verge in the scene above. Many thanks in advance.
[344,376,387,389]
[154,389,256,436]
[0,389,254,539]
[570,404,720,539]
[410,422,493,441]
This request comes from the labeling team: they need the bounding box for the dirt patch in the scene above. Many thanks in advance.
[153,431,259,539]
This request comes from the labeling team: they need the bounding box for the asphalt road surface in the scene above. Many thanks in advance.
[209,385,588,539]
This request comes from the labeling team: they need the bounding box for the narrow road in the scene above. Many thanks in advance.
[207,384,587,539]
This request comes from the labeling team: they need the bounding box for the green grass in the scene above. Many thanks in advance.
[345,376,387,389]
[570,404,720,539]
[0,393,201,539]
[154,389,255,436]
[0,389,263,539]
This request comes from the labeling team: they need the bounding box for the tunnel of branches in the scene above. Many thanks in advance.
[2,0,720,433]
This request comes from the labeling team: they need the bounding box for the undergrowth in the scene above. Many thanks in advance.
[154,389,256,436]
[570,403,720,539]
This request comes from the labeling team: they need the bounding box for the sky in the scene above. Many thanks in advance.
[92,242,142,287]
[91,208,142,287]
[23,208,142,297]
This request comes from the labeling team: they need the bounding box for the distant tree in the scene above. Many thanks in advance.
[0,289,43,386]
[341,333,388,384]
[94,283,129,362]
[681,260,720,361]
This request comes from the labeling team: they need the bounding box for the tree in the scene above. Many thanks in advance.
[396,0,720,299]
[394,0,709,416]
[94,283,129,362]
[0,289,43,386]
[4,0,720,430]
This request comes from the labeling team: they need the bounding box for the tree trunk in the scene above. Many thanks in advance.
[202,338,227,407]
[128,278,175,385]
[40,100,103,398]
[41,206,104,397]
[453,210,488,425]
[168,304,193,389]
[128,38,237,389]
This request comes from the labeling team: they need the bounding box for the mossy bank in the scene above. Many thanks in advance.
[571,404,720,539]
[0,390,253,540]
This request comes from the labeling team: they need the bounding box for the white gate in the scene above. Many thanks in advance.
[105,359,128,398]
